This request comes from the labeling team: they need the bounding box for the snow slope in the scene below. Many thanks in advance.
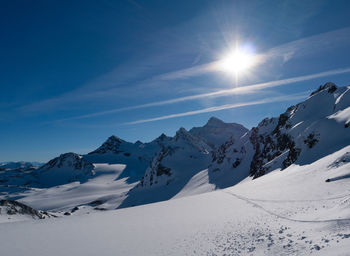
[10,163,136,212]
[1,145,350,255]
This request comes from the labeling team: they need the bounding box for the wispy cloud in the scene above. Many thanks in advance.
[123,92,309,125]
[265,26,350,63]
[58,67,350,122]
[152,63,214,81]
[18,26,350,116]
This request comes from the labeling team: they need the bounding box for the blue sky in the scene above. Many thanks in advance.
[1,0,350,162]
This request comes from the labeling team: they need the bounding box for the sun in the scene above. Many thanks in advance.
[217,48,256,74]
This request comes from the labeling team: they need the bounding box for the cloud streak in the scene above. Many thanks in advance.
[20,26,350,116]
[59,66,350,122]
[123,93,309,125]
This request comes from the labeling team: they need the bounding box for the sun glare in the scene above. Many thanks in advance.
[217,48,256,74]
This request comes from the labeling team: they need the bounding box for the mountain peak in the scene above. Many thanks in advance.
[135,140,143,145]
[205,117,225,127]
[175,127,189,138]
[89,135,125,154]
[188,117,248,148]
[310,82,337,96]
[154,133,169,142]
[106,135,124,143]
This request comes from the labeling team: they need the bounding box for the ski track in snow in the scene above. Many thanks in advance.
[168,190,350,256]
[223,190,350,224]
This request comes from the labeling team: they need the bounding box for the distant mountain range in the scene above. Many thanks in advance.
[0,161,43,170]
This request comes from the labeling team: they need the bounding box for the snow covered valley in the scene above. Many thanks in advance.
[1,146,350,255]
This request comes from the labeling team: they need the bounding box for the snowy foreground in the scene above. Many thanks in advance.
[1,146,350,256]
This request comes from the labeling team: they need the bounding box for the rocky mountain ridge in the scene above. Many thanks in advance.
[209,82,350,181]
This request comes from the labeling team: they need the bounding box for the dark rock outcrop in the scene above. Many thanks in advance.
[0,200,50,219]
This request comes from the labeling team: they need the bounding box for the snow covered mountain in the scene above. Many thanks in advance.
[84,135,164,182]
[0,116,248,211]
[0,82,349,214]
[119,127,214,207]
[0,153,95,194]
[189,116,248,148]
[37,153,95,187]
[209,82,350,185]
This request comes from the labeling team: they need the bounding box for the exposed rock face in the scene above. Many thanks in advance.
[304,133,320,149]
[212,138,236,164]
[138,149,172,187]
[248,108,302,178]
[0,200,50,219]
[310,82,337,96]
